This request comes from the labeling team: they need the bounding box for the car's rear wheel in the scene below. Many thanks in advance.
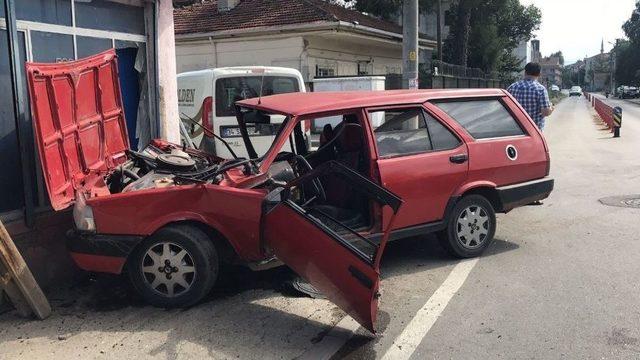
[438,195,496,258]
[128,225,218,308]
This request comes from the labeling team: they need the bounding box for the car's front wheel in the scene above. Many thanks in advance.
[438,195,496,258]
[128,225,218,308]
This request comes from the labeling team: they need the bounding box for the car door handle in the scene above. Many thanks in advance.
[449,154,468,164]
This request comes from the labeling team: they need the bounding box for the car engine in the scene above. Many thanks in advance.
[106,141,223,194]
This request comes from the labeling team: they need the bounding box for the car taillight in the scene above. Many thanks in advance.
[202,96,214,137]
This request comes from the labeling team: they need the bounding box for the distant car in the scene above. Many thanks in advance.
[569,86,582,97]
[619,86,639,99]
[550,85,560,92]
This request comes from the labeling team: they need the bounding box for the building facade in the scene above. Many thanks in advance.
[584,52,611,92]
[173,0,436,87]
[511,40,532,77]
[540,55,562,87]
[1,0,179,287]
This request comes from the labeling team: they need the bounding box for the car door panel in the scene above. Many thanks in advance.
[466,136,547,186]
[377,145,468,228]
[262,161,402,333]
[371,106,469,229]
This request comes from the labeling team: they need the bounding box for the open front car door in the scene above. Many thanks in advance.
[261,161,402,333]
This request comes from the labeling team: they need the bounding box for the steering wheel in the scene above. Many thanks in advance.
[292,154,326,203]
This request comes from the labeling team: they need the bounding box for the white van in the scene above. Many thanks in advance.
[177,67,306,159]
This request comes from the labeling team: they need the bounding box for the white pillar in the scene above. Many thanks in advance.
[157,0,180,143]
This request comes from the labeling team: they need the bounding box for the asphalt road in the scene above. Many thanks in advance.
[1,95,639,359]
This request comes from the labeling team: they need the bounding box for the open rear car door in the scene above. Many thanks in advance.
[261,161,402,333]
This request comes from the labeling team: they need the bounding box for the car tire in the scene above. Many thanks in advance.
[128,225,218,308]
[438,195,496,258]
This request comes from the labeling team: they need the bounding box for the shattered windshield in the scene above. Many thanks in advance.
[235,106,291,161]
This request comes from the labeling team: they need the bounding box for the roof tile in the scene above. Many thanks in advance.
[173,0,403,35]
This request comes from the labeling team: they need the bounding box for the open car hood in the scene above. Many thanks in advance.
[26,49,129,210]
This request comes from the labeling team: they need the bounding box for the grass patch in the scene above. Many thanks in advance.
[550,92,567,105]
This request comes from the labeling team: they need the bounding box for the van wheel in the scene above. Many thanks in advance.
[438,195,496,258]
[128,225,218,308]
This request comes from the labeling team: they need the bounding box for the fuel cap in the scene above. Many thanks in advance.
[506,145,518,161]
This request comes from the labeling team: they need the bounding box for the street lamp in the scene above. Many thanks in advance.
[608,40,616,94]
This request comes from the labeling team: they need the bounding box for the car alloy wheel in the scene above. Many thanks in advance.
[438,194,496,258]
[141,242,197,297]
[455,205,490,249]
[128,225,219,308]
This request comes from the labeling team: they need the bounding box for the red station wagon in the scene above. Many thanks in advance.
[26,50,553,332]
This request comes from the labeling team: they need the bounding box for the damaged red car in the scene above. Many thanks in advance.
[26,50,553,332]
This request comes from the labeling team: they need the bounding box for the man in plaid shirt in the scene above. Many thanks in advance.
[507,62,554,130]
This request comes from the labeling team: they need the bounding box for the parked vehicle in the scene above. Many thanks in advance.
[569,86,582,96]
[550,85,560,92]
[177,66,306,158]
[26,51,553,332]
[617,85,639,99]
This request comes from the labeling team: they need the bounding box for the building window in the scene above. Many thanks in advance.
[0,2,149,215]
[15,0,72,26]
[76,36,113,59]
[316,65,336,77]
[75,0,145,35]
[30,31,74,62]
[358,62,371,75]
[0,30,28,212]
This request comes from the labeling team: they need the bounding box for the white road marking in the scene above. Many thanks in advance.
[298,315,361,360]
[381,258,480,360]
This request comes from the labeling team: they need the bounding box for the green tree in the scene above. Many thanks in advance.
[623,3,640,42]
[444,0,541,75]
[616,2,640,85]
[613,39,640,85]
[549,51,564,66]
[337,0,436,21]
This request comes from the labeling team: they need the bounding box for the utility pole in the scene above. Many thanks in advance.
[402,0,419,89]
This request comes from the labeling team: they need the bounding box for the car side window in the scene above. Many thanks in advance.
[423,112,461,150]
[433,99,525,139]
[371,108,431,157]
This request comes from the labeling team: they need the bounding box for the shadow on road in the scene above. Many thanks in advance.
[329,236,520,360]
[0,235,520,358]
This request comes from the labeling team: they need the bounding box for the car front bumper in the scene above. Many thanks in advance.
[496,177,554,211]
[66,230,144,274]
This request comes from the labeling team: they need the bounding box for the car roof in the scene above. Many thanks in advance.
[178,66,304,78]
[236,89,507,116]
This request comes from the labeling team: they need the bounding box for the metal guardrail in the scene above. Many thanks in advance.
[585,92,614,131]
[429,60,500,80]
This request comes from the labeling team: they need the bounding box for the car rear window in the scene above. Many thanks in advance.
[434,99,525,139]
[215,76,299,116]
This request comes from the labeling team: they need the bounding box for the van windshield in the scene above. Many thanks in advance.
[216,76,300,116]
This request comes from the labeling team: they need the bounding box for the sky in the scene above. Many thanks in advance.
[520,0,637,64]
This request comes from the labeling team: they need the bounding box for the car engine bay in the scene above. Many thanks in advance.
[105,140,297,194]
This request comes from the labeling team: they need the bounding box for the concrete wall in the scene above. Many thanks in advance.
[176,34,405,84]
[304,36,403,78]
[176,37,306,74]
[4,211,81,291]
